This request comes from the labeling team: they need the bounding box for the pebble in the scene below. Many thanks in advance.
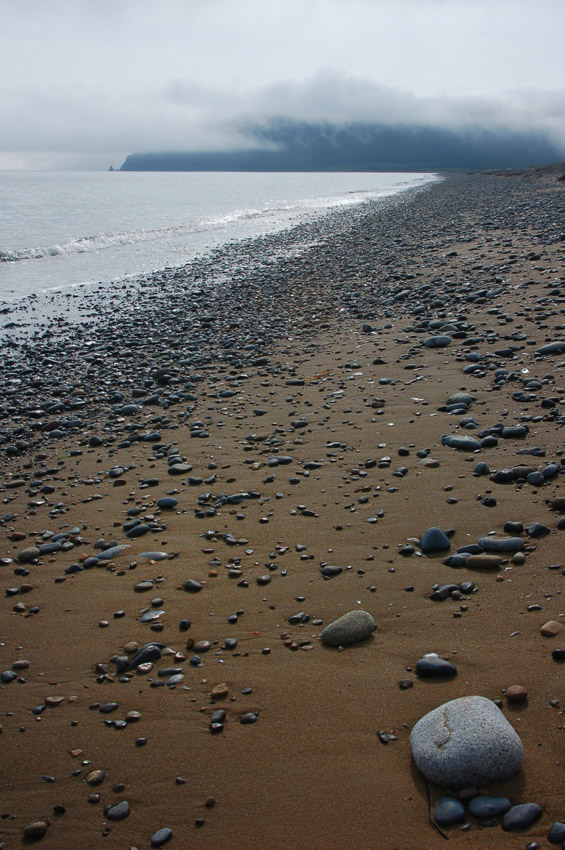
[211,683,229,701]
[502,803,542,831]
[468,795,512,818]
[478,536,524,553]
[415,653,457,678]
[548,822,565,844]
[23,822,48,838]
[151,827,173,847]
[86,769,105,786]
[420,527,451,555]
[434,796,466,826]
[240,712,258,724]
[105,800,130,820]
[465,554,502,569]
[410,696,523,787]
[424,335,451,348]
[505,684,528,704]
[320,610,376,646]
[17,546,40,563]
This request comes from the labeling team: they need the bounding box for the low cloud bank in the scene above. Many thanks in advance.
[2,71,565,169]
[121,118,565,172]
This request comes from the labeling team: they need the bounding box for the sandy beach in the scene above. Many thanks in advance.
[1,168,564,850]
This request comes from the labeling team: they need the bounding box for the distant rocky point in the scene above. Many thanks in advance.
[120,119,565,172]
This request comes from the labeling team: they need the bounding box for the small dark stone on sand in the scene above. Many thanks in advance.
[420,527,451,554]
[548,822,565,844]
[151,827,173,847]
[416,654,457,678]
[105,800,130,821]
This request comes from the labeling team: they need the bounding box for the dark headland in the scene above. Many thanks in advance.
[1,167,565,850]
[119,120,565,172]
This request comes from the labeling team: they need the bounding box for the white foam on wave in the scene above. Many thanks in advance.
[0,174,439,265]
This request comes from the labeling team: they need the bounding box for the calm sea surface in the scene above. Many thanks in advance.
[0,171,438,302]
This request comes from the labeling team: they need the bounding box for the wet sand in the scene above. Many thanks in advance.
[1,168,564,849]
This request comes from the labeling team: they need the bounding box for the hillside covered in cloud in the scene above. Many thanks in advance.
[121,118,564,172]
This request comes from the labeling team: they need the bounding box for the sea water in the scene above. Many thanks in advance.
[0,171,438,303]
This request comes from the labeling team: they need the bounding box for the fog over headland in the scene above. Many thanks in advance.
[1,0,564,169]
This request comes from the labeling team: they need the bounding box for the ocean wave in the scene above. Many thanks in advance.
[0,208,264,264]
[0,177,436,265]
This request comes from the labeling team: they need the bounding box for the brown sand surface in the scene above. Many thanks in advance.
[1,169,564,849]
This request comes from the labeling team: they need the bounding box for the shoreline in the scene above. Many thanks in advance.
[0,176,438,341]
[1,169,564,850]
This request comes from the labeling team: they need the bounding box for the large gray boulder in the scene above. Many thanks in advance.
[320,610,376,647]
[410,696,523,788]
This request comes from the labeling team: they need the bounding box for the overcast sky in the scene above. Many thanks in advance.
[1,0,564,169]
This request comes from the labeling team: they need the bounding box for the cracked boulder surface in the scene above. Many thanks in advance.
[410,696,524,788]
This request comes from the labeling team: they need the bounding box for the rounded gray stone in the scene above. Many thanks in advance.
[320,610,376,647]
[420,526,451,555]
[410,696,523,788]
[469,795,512,818]
[502,803,542,832]
[442,434,482,451]
[434,796,466,826]
[424,335,451,348]
[105,800,130,821]
[17,547,40,564]
[447,393,474,407]
[478,536,524,553]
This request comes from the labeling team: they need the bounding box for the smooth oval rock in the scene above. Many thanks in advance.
[548,822,565,844]
[424,335,451,348]
[86,769,105,786]
[97,545,129,560]
[442,434,482,451]
[151,827,173,847]
[506,684,528,704]
[23,822,48,838]
[17,547,40,564]
[466,554,502,569]
[469,796,512,818]
[434,797,465,826]
[105,800,130,821]
[536,341,565,356]
[478,536,524,553]
[502,803,542,832]
[320,610,376,647]
[410,696,523,788]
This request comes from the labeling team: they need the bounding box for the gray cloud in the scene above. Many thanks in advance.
[1,0,564,167]
[4,72,564,165]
